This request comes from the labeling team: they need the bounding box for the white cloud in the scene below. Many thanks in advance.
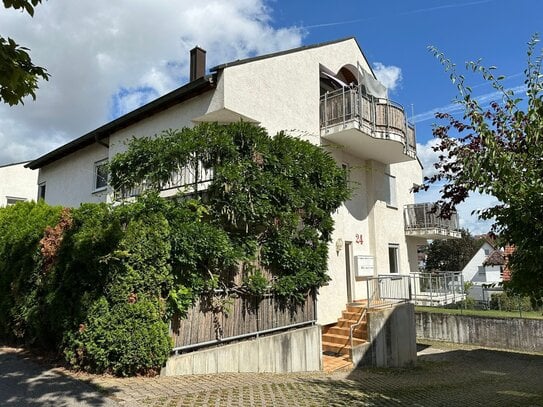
[415,139,499,235]
[372,62,402,92]
[416,139,442,179]
[0,0,304,165]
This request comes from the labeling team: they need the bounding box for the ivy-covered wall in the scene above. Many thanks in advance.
[0,123,349,376]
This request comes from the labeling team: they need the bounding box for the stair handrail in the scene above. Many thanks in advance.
[349,277,380,352]
[349,307,368,353]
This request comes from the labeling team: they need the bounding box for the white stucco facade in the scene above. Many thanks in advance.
[0,162,39,206]
[31,38,429,325]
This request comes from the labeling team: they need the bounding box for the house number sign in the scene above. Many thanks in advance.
[355,234,363,245]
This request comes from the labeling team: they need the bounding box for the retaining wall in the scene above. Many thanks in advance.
[352,302,417,368]
[416,311,543,353]
[162,325,321,376]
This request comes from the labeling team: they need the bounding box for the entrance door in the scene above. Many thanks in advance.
[345,241,354,303]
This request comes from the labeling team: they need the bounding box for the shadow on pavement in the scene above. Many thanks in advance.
[300,346,543,406]
[0,349,119,406]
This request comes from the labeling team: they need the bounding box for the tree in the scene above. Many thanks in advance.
[416,35,543,300]
[425,230,482,272]
[0,0,49,105]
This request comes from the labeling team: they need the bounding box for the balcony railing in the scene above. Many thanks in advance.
[113,162,213,201]
[320,86,416,158]
[404,203,461,239]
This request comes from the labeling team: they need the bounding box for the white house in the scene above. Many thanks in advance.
[462,239,506,301]
[27,38,460,357]
[0,161,39,206]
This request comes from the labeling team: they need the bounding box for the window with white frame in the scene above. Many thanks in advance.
[94,159,108,191]
[384,173,397,207]
[388,244,399,274]
[6,197,26,206]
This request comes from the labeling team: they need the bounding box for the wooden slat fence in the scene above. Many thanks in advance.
[170,291,316,351]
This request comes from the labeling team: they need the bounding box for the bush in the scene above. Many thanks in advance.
[0,201,61,340]
[64,297,171,376]
[490,292,533,312]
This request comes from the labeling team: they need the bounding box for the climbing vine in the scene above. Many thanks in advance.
[110,122,350,302]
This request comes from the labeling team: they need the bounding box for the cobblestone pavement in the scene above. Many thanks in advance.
[84,342,543,407]
[3,342,543,406]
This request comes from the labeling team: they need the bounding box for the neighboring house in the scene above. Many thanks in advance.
[462,239,507,302]
[27,38,460,329]
[0,161,39,206]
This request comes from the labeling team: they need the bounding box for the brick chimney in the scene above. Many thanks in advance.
[190,46,206,82]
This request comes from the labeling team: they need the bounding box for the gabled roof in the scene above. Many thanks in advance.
[28,36,376,170]
[211,37,378,80]
[27,76,214,169]
[483,249,506,266]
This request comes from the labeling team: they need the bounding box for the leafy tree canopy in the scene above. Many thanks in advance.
[425,229,483,272]
[1,0,49,105]
[416,35,543,300]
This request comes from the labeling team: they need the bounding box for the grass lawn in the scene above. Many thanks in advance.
[415,306,543,319]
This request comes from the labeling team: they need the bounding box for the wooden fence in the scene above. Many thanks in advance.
[170,291,316,352]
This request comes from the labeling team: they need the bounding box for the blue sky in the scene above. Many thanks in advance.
[272,0,540,145]
[0,0,541,233]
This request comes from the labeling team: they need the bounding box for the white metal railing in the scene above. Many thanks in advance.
[319,86,416,158]
[349,275,412,351]
[404,203,460,234]
[409,271,465,306]
[114,161,213,201]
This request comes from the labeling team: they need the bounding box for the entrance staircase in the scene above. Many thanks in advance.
[322,301,368,372]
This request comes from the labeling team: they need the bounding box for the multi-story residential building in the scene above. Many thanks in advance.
[0,161,38,206]
[27,38,460,366]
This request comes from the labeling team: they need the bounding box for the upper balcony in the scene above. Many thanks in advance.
[404,203,461,240]
[320,86,416,164]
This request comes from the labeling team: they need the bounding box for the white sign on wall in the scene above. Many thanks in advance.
[354,255,374,277]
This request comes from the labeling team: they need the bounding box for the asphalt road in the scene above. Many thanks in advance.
[0,348,117,407]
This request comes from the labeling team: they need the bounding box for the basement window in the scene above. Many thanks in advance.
[6,197,26,206]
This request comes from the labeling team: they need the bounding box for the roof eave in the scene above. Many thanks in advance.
[27,76,215,170]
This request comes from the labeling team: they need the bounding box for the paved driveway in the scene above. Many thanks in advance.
[0,347,117,406]
[2,342,543,406]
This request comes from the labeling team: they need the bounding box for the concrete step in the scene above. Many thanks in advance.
[337,318,367,328]
[322,341,351,356]
[322,333,365,346]
[346,303,366,313]
[341,310,363,321]
[327,325,366,338]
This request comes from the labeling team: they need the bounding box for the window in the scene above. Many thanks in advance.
[384,173,397,208]
[38,183,46,200]
[388,244,399,274]
[94,160,108,191]
[6,197,26,206]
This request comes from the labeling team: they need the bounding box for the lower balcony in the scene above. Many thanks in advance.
[320,87,416,164]
[404,203,461,240]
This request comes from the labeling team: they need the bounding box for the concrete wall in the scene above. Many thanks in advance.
[352,303,417,368]
[162,325,321,376]
[416,311,543,354]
